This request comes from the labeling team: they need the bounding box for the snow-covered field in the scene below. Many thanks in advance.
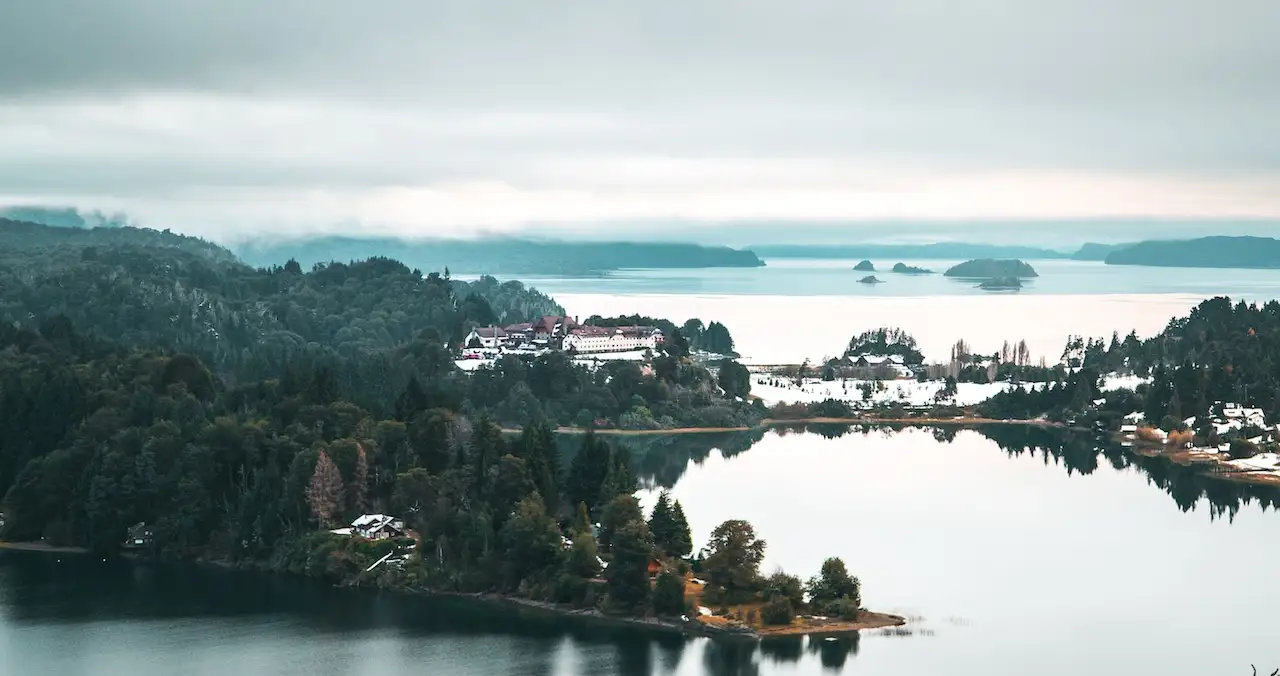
[751,374,1148,407]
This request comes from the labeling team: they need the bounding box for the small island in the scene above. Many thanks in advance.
[944,258,1038,278]
[857,275,883,284]
[977,276,1023,290]
[890,262,933,274]
[853,260,876,272]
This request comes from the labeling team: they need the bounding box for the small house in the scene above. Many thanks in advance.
[330,514,408,540]
[647,558,663,578]
[122,522,153,549]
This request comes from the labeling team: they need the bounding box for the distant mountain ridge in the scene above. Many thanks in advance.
[1103,236,1280,269]
[236,236,765,275]
[751,243,1069,259]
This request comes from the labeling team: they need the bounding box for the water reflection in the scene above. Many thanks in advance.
[593,424,1280,519]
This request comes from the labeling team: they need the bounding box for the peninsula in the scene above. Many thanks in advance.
[944,258,1038,278]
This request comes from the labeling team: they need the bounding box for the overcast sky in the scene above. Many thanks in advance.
[2,1,1278,243]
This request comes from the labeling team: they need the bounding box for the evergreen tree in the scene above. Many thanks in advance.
[668,500,693,558]
[598,494,643,550]
[648,490,677,554]
[572,501,593,536]
[518,421,560,515]
[605,519,653,611]
[652,570,687,616]
[499,493,561,590]
[597,448,637,507]
[565,432,612,514]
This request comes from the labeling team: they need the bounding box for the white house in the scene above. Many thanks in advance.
[1222,404,1266,429]
[331,514,407,540]
[562,326,663,354]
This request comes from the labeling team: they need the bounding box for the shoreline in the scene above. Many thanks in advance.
[504,416,1064,437]
[0,541,91,554]
[427,590,905,640]
[0,545,907,641]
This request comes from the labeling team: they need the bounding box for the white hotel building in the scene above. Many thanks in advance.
[562,326,664,354]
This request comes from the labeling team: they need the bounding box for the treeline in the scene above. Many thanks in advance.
[1027,297,1280,426]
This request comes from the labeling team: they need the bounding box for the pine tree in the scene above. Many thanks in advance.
[566,432,612,514]
[597,448,637,507]
[572,502,592,536]
[669,500,693,558]
[519,421,560,515]
[648,490,676,554]
[306,451,343,527]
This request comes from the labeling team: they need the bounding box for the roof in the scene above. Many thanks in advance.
[352,514,401,531]
[855,354,905,365]
[472,326,507,338]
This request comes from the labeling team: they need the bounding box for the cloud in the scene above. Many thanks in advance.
[1,1,1278,240]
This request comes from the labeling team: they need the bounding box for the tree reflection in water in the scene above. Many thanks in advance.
[604,423,1280,520]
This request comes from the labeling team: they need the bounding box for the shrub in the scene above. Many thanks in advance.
[1229,439,1261,460]
[1166,429,1195,448]
[761,598,795,626]
[830,595,861,621]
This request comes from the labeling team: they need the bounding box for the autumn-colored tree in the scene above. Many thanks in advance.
[306,451,343,527]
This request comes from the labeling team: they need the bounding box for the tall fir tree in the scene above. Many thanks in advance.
[648,490,676,554]
[566,432,612,514]
[669,500,693,558]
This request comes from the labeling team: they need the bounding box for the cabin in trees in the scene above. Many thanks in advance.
[122,522,153,549]
[840,354,915,379]
[331,514,407,541]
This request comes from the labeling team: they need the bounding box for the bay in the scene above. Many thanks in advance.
[494,259,1280,363]
[4,427,1278,675]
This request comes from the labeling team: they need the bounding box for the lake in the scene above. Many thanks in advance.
[4,427,1278,675]
[490,258,1280,363]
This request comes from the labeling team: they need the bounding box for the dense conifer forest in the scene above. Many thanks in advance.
[0,219,763,616]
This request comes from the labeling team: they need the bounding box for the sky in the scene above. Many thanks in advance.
[2,1,1279,244]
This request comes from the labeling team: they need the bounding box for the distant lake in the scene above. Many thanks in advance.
[4,427,1278,675]
[489,259,1280,363]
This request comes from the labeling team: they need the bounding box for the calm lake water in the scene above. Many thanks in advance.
[4,427,1278,675]
[494,258,1280,363]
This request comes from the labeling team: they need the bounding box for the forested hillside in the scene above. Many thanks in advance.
[0,220,761,613]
